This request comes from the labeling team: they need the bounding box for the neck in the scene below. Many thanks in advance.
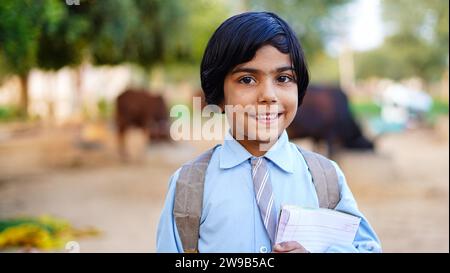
[235,137,278,157]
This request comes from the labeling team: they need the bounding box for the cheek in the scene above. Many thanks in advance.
[282,90,298,123]
[223,82,254,106]
[286,91,298,108]
[223,80,238,106]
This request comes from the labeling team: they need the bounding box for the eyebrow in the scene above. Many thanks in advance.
[231,66,295,75]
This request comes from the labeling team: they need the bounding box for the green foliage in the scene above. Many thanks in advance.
[349,99,449,127]
[0,105,25,122]
[84,0,194,67]
[309,52,340,83]
[248,0,351,61]
[0,0,193,74]
[0,0,87,73]
[97,97,113,120]
[0,0,352,77]
[0,0,45,76]
[430,99,449,115]
[350,101,381,118]
[355,34,446,81]
[355,0,449,82]
[424,98,449,125]
[0,215,99,251]
[37,0,90,69]
[180,0,231,64]
[0,0,362,87]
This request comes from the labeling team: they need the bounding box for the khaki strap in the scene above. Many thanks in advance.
[173,145,219,253]
[297,146,340,209]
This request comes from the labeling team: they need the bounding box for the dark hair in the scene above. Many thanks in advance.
[200,11,309,107]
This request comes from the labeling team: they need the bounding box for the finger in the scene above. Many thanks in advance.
[273,241,302,252]
[272,243,284,252]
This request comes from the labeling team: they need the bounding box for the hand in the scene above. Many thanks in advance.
[272,241,310,253]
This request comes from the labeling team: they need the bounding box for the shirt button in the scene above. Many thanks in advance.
[259,246,268,253]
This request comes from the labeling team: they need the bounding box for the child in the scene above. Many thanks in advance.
[157,11,381,253]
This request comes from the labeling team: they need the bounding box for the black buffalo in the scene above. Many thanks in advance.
[287,85,374,157]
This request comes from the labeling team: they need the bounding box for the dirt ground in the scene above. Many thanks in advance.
[0,116,448,253]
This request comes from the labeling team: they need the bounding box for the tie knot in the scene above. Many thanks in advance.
[250,157,265,168]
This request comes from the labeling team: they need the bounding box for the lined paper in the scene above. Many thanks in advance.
[275,205,361,253]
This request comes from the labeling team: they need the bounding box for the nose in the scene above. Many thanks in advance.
[258,80,278,104]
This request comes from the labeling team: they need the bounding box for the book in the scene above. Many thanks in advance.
[275,205,361,253]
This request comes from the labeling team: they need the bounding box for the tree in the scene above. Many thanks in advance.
[0,0,90,115]
[0,0,189,114]
[247,0,351,62]
[355,0,449,82]
[1,0,356,116]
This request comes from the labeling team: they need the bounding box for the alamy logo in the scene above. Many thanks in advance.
[65,241,81,253]
[65,0,80,5]
[170,98,282,151]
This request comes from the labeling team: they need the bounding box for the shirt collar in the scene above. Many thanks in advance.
[219,130,294,174]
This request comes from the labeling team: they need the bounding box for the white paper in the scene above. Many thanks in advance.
[275,205,361,253]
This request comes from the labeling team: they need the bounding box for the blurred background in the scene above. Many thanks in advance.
[0,0,448,252]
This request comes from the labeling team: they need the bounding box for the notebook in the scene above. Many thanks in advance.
[275,205,361,253]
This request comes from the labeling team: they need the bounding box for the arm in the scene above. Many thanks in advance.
[156,169,184,253]
[325,161,382,253]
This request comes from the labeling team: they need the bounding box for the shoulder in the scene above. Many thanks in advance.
[288,142,334,169]
[167,145,222,184]
[166,167,182,192]
[288,142,347,184]
[329,160,348,191]
[329,160,345,177]
[290,142,342,169]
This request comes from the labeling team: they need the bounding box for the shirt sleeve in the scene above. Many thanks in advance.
[156,168,184,253]
[324,161,382,253]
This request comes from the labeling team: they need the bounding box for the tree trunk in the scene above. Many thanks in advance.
[338,43,355,94]
[19,73,29,117]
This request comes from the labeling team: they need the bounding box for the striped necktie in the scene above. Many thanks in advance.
[250,157,277,244]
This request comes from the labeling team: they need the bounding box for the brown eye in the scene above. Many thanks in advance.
[239,76,256,85]
[278,75,293,83]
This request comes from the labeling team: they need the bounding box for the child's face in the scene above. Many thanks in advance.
[223,45,298,145]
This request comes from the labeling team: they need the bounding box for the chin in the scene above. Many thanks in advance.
[255,128,283,143]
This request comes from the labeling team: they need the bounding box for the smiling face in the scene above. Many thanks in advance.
[223,45,298,154]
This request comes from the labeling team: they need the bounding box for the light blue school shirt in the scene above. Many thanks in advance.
[156,130,382,253]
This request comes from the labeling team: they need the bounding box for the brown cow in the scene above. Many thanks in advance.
[116,88,170,160]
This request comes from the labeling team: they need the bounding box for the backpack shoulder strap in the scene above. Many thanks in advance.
[173,145,220,253]
[296,145,340,209]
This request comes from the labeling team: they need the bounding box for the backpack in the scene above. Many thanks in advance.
[173,145,340,253]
